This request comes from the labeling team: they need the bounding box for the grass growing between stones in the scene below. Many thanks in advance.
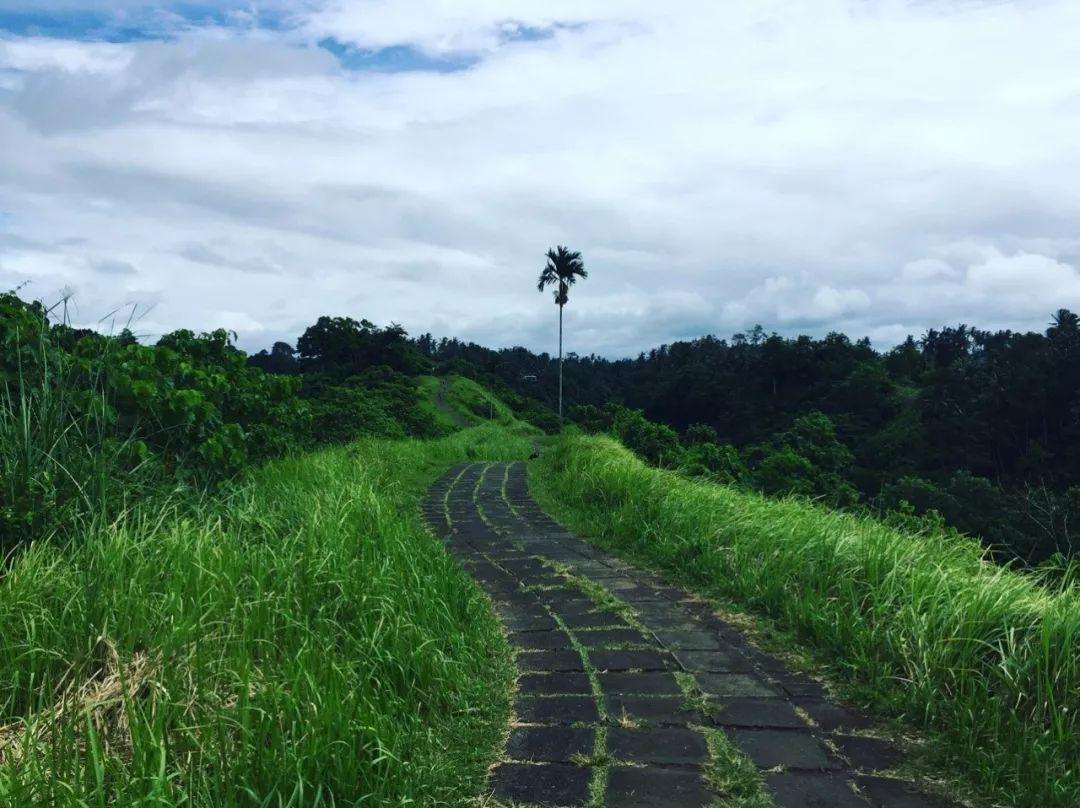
[532,432,1080,808]
[0,425,532,807]
[700,726,774,808]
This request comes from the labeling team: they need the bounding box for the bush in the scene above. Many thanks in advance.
[748,412,860,507]
[1,292,309,551]
[678,442,747,484]
[571,402,683,467]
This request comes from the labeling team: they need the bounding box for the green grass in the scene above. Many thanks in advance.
[417,376,519,433]
[532,432,1080,808]
[0,425,533,807]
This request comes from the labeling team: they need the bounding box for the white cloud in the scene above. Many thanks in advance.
[1,0,1080,355]
[966,252,1080,302]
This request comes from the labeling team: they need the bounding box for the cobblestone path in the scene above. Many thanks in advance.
[423,462,955,808]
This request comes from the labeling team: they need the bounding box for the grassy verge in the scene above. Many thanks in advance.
[0,424,533,806]
[417,376,519,432]
[532,432,1079,808]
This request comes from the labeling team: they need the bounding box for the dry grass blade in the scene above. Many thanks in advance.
[0,638,158,768]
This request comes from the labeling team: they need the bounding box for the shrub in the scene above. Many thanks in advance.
[1,292,309,551]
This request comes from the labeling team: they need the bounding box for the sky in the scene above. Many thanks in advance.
[1,0,1078,357]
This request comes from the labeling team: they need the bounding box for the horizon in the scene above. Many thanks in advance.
[2,1,1079,357]
[15,286,1073,362]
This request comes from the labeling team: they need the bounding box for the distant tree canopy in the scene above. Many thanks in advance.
[243,305,1080,564]
[398,310,1080,564]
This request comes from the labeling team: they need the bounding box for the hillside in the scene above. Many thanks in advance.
[416,374,520,432]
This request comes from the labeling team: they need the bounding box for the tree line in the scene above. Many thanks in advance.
[401,311,1080,565]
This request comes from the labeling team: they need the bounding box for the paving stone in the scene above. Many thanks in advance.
[604,695,699,726]
[494,591,544,608]
[550,601,608,618]
[765,772,868,808]
[491,763,591,807]
[500,613,559,633]
[743,647,793,673]
[505,726,595,762]
[709,699,806,728]
[606,765,710,808]
[674,650,755,673]
[538,595,597,613]
[694,672,782,698]
[517,650,586,672]
[727,728,840,771]
[654,587,691,601]
[629,610,699,629]
[653,628,726,650]
[597,671,682,695]
[516,696,599,724]
[576,628,650,648]
[519,672,593,695]
[607,727,709,765]
[611,587,666,602]
[855,776,955,808]
[794,699,876,733]
[557,610,628,629]
[510,630,574,650]
[833,736,903,771]
[598,578,643,592]
[488,551,531,561]
[775,672,830,699]
[533,574,572,588]
[566,561,620,577]
[589,649,677,672]
[499,561,552,575]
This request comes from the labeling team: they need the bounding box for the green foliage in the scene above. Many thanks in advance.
[296,316,429,378]
[1,292,308,552]
[679,442,747,485]
[304,367,441,444]
[534,433,1080,807]
[748,412,860,507]
[0,425,530,805]
[571,402,683,467]
[420,310,1080,563]
[537,245,587,307]
[684,423,719,445]
[876,474,1080,562]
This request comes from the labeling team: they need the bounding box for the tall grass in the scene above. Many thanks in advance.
[0,325,155,554]
[535,433,1079,807]
[0,425,533,806]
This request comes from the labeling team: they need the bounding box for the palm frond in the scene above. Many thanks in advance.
[538,245,587,303]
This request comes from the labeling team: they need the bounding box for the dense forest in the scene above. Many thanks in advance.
[276,311,1080,566]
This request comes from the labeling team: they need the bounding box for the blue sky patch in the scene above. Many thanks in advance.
[318,39,479,74]
[0,3,296,43]
[0,10,120,40]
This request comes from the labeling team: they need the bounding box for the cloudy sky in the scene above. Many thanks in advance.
[1,0,1078,357]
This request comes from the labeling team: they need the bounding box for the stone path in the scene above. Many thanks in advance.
[423,462,956,808]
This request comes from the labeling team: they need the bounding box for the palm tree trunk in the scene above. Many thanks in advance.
[558,302,564,427]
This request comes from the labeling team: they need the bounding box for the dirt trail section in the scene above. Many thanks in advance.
[435,377,474,428]
[423,462,957,808]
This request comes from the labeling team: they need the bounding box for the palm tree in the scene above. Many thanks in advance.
[537,246,587,426]
[1049,309,1079,335]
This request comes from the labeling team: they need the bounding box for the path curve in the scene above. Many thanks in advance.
[423,462,955,808]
